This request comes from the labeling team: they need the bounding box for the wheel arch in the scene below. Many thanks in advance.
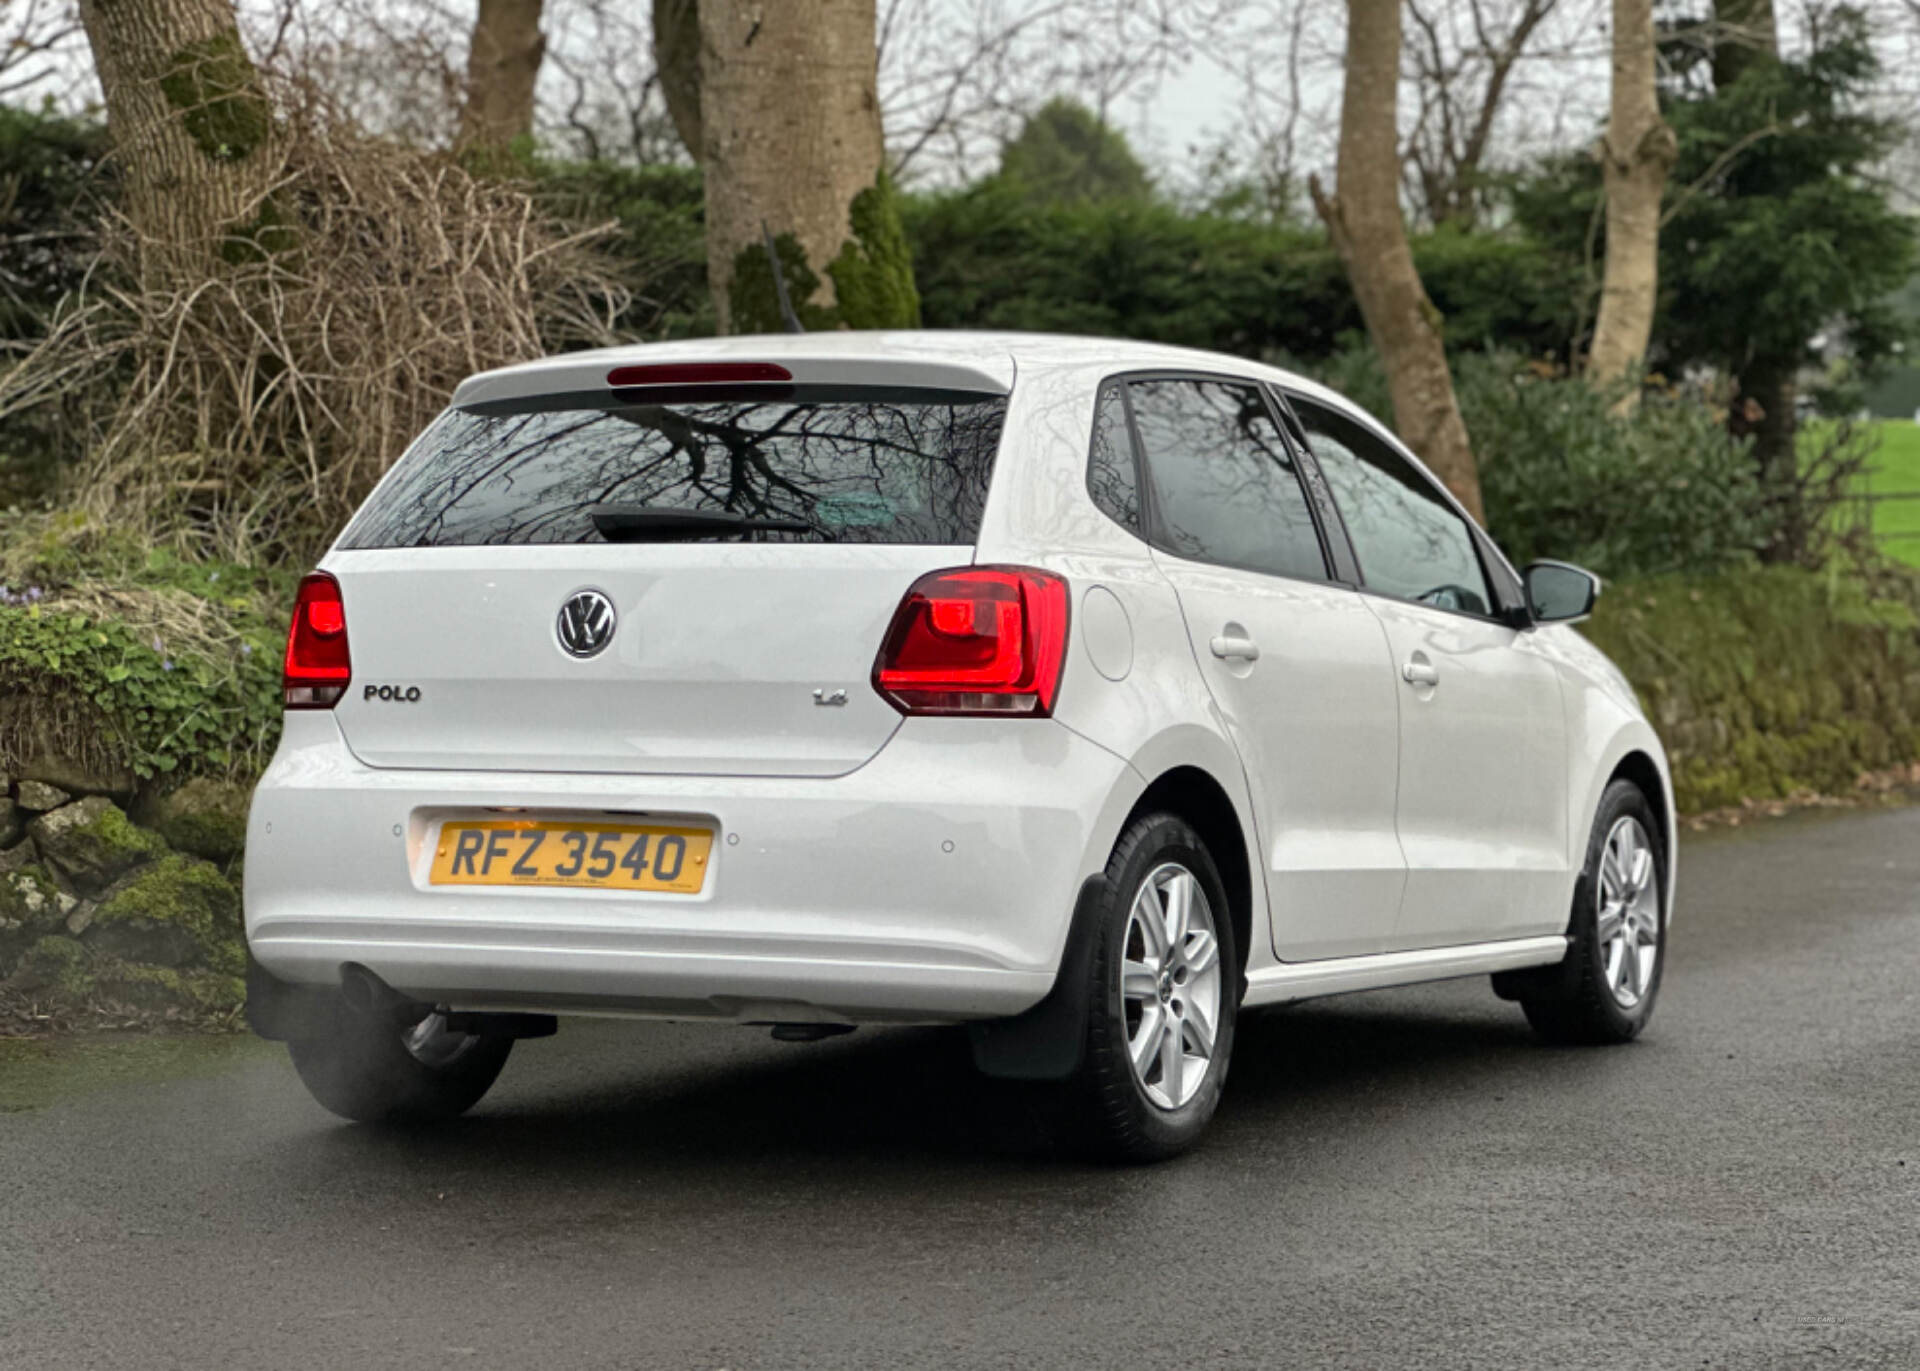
[1120,765,1254,986]
[971,746,1261,1082]
[1580,731,1678,921]
[1608,750,1670,859]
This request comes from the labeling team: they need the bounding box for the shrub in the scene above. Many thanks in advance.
[531,160,710,337]
[0,514,288,784]
[1460,358,1774,577]
[0,107,112,505]
[1299,345,1773,579]
[0,106,109,343]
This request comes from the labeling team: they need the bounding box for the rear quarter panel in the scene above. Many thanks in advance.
[971,356,1278,972]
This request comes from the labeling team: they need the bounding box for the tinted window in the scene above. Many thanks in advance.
[340,390,1008,548]
[1086,381,1140,531]
[1293,398,1492,616]
[1128,378,1327,582]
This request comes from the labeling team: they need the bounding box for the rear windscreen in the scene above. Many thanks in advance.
[338,388,1010,548]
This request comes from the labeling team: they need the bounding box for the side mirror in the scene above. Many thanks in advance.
[1523,560,1600,625]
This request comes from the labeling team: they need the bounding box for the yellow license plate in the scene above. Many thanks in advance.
[429,820,713,893]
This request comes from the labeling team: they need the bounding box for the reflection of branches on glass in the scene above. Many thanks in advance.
[1129,379,1324,582]
[342,396,1008,549]
[1087,386,1139,527]
[1297,408,1489,614]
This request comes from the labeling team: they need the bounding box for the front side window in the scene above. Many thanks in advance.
[1292,397,1492,617]
[1127,377,1327,583]
[340,389,1008,548]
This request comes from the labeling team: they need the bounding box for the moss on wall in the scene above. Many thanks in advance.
[1583,567,1920,812]
[88,853,243,973]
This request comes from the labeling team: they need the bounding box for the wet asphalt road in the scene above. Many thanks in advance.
[4,805,1920,1370]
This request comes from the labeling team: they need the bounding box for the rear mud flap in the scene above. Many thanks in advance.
[968,873,1110,1081]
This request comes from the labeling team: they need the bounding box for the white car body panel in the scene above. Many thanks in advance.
[248,712,1132,1021]
[1151,550,1408,962]
[246,330,1675,1028]
[1362,595,1572,948]
[327,543,948,777]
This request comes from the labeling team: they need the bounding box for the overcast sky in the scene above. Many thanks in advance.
[8,0,1916,206]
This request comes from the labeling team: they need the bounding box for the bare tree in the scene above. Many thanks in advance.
[877,0,1246,183]
[1587,0,1676,397]
[1172,0,1324,218]
[456,0,546,157]
[1312,0,1484,523]
[76,0,279,279]
[698,0,890,332]
[0,0,85,101]
[1402,0,1565,226]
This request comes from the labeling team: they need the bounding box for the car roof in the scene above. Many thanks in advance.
[449,329,1358,416]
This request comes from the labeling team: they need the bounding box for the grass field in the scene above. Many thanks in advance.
[1825,420,1920,566]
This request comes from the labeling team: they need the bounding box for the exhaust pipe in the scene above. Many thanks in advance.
[769,1023,855,1042]
[339,963,431,1028]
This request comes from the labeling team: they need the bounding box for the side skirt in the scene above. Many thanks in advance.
[1241,935,1569,1009]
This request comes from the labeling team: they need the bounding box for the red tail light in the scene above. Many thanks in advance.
[283,572,351,709]
[606,362,793,387]
[873,567,1070,716]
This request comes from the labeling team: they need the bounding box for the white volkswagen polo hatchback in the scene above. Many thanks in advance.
[245,332,1675,1159]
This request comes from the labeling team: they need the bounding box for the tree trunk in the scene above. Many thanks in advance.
[698,0,912,334]
[1711,0,1776,90]
[1311,0,1484,524]
[652,0,702,161]
[76,0,276,280]
[456,0,546,160]
[1587,0,1677,402]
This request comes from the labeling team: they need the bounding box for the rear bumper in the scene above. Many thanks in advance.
[244,713,1138,1023]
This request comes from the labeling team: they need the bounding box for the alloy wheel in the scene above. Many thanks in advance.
[1596,816,1660,1010]
[1121,861,1224,1110]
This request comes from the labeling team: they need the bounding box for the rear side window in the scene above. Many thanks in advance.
[339,389,1009,548]
[1127,377,1328,583]
[1086,380,1140,531]
[1292,397,1493,616]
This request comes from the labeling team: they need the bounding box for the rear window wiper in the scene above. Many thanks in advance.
[589,505,819,542]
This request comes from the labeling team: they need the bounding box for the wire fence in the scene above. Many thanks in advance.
[1842,489,1920,550]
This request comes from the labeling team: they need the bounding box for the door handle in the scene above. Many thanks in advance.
[1210,633,1260,662]
[1401,659,1440,688]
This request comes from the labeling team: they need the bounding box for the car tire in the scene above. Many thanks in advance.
[1498,778,1667,1045]
[287,1005,513,1123]
[1068,812,1238,1162]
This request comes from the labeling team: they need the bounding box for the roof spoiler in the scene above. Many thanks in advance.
[452,354,1013,411]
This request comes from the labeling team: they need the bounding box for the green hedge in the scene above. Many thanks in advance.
[902,188,1574,361]
[515,158,1577,359]
[1583,567,1920,812]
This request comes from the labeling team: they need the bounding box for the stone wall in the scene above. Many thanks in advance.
[1581,567,1920,813]
[1,771,250,1023]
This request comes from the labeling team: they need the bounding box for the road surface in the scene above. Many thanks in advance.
[4,804,1919,1369]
